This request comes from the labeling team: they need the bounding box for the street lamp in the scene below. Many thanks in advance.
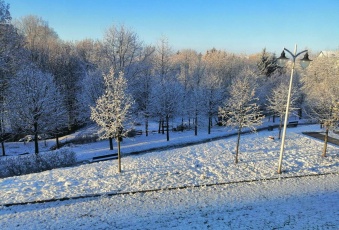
[276,44,312,174]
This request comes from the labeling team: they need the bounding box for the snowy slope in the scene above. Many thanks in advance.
[0,124,338,229]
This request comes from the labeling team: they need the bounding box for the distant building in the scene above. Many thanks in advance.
[318,50,339,58]
[318,50,339,67]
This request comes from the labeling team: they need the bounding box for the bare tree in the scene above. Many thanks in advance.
[203,49,245,89]
[189,54,205,136]
[151,37,181,141]
[172,49,199,130]
[303,54,339,157]
[91,69,134,173]
[219,70,263,164]
[101,24,142,77]
[131,45,155,136]
[267,78,299,139]
[14,15,58,70]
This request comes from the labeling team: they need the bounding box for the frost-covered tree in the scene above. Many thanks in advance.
[219,71,263,164]
[303,55,339,157]
[15,16,86,129]
[202,49,246,134]
[91,69,134,173]
[76,39,104,111]
[267,78,299,139]
[8,66,66,154]
[80,69,104,107]
[172,49,200,130]
[151,37,181,141]
[48,41,85,130]
[202,73,223,134]
[203,49,245,90]
[151,76,182,141]
[75,39,99,73]
[189,55,205,136]
[131,46,155,136]
[0,1,26,156]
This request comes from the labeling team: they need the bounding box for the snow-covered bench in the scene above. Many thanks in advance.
[287,121,298,128]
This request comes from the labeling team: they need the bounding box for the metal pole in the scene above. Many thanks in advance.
[277,44,297,174]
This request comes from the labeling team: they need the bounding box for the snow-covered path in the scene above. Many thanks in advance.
[1,174,338,229]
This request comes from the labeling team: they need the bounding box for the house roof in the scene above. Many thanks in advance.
[318,50,339,58]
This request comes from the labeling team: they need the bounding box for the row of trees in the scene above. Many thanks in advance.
[1,1,338,162]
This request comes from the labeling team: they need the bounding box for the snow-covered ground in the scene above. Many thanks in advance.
[1,174,338,229]
[0,122,338,229]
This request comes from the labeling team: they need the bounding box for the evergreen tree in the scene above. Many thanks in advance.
[257,48,280,78]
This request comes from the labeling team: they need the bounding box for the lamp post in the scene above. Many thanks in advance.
[276,44,312,174]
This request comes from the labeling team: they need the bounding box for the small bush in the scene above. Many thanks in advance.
[50,134,99,150]
[127,129,137,137]
[173,124,189,132]
[69,134,99,145]
[0,149,77,178]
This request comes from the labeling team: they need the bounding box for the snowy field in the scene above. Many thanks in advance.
[0,123,339,229]
[1,175,338,229]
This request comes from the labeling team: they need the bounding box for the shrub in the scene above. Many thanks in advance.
[69,135,99,144]
[0,149,77,178]
[173,124,189,131]
[50,134,99,150]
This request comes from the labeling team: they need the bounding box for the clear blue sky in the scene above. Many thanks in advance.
[6,0,339,54]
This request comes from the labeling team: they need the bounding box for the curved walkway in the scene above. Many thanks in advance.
[303,132,339,146]
[90,123,314,163]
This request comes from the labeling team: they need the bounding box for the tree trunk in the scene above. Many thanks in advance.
[109,137,113,150]
[34,122,39,155]
[145,116,149,137]
[56,135,60,149]
[322,128,329,157]
[166,114,169,141]
[118,138,121,173]
[235,128,241,164]
[181,117,184,132]
[298,108,302,119]
[158,119,161,133]
[1,141,5,156]
[278,116,283,139]
[0,119,5,156]
[208,115,212,135]
[162,119,165,134]
[194,110,198,136]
